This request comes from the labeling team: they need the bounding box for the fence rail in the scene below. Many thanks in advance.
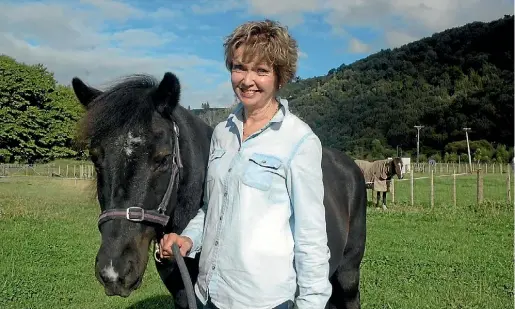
[410,162,512,174]
[1,162,513,208]
[371,165,514,208]
[0,163,96,179]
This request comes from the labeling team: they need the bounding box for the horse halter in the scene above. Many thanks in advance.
[97,122,183,229]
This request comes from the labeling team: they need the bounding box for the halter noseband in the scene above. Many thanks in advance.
[97,122,183,229]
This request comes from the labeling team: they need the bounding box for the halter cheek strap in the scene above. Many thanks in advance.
[97,122,182,229]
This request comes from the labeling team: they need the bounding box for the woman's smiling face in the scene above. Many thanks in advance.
[230,46,278,110]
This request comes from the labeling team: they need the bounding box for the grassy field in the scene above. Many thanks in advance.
[0,176,513,309]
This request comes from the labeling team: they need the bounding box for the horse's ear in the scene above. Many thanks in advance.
[72,77,102,108]
[153,72,180,114]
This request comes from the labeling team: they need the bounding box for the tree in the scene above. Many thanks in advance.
[494,144,509,163]
[0,55,84,163]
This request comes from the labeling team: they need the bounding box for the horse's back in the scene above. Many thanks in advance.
[321,147,366,274]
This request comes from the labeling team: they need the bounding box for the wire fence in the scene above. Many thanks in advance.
[0,162,95,179]
[1,162,513,208]
[369,164,514,208]
[410,161,512,174]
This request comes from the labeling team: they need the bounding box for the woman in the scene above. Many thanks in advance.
[160,19,332,309]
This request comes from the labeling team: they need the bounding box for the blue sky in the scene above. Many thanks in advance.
[1,0,512,108]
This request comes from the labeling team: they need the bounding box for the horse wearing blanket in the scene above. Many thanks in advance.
[354,158,404,210]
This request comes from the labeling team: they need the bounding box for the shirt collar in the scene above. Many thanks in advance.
[227,97,289,126]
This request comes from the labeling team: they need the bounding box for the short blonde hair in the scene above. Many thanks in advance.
[223,19,298,88]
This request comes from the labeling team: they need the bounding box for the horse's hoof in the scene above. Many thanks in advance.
[382,204,388,210]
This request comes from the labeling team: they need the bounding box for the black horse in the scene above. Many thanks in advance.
[72,72,367,309]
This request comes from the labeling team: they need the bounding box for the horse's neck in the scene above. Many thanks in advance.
[384,161,392,178]
[167,106,213,234]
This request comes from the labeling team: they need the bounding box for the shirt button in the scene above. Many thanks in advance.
[215,241,219,246]
[212,266,216,270]
[228,168,232,172]
[224,192,227,197]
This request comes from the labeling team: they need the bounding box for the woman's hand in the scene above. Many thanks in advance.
[159,233,193,259]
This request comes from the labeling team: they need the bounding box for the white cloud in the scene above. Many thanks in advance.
[111,29,177,48]
[191,0,244,14]
[246,0,319,27]
[298,50,308,58]
[78,0,143,21]
[149,7,181,19]
[236,0,512,49]
[0,1,234,108]
[385,31,420,48]
[348,38,370,53]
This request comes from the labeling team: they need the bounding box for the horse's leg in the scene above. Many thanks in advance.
[327,265,361,309]
[382,192,387,210]
[375,191,381,208]
[327,233,364,309]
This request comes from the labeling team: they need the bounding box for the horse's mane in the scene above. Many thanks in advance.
[78,74,161,144]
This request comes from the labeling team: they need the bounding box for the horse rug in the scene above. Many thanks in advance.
[355,159,390,192]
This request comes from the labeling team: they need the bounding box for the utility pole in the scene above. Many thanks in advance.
[463,127,472,172]
[414,125,424,164]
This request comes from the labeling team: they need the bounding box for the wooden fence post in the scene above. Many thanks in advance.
[391,179,395,204]
[430,169,434,208]
[476,169,483,204]
[453,169,456,208]
[508,165,512,203]
[410,169,414,206]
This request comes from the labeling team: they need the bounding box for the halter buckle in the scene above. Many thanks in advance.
[126,207,145,222]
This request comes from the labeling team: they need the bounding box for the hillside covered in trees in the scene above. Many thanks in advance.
[279,15,514,161]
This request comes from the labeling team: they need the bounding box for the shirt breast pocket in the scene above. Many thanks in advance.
[242,153,284,191]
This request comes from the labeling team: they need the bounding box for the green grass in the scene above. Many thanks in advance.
[0,176,513,309]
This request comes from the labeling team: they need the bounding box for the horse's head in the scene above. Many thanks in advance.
[389,157,404,179]
[72,72,183,297]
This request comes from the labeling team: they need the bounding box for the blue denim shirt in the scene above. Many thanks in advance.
[181,99,332,309]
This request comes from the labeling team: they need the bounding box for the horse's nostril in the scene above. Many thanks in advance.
[99,261,121,284]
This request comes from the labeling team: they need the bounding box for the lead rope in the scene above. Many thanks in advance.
[171,243,197,309]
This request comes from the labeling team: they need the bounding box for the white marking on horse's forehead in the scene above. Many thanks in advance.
[124,130,144,156]
[101,260,119,282]
[398,162,404,176]
[127,131,143,144]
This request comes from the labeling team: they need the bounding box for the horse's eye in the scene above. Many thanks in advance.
[154,154,171,170]
[89,148,102,164]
